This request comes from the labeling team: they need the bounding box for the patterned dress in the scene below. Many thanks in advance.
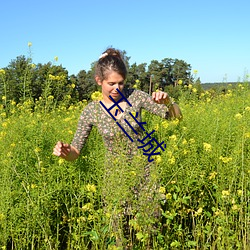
[71,88,169,156]
[72,88,171,238]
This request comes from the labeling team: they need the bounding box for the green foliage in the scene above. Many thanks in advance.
[0,83,249,249]
[0,47,195,106]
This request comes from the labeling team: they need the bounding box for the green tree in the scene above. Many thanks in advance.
[32,62,69,103]
[172,59,192,86]
[76,68,98,101]
[4,55,33,102]
[127,63,148,91]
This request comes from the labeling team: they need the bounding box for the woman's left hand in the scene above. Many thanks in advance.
[152,91,171,104]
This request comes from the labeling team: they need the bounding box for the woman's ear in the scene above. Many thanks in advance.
[95,76,102,86]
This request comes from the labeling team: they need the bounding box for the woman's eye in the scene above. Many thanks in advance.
[108,82,124,86]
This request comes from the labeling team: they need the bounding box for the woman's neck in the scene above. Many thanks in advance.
[102,96,121,106]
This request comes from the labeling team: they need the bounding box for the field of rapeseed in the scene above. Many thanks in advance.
[0,82,249,249]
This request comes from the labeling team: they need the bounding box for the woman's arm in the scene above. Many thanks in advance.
[138,89,182,120]
[151,90,182,119]
[53,103,94,161]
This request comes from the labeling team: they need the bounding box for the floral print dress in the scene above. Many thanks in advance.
[71,88,169,157]
[72,88,171,235]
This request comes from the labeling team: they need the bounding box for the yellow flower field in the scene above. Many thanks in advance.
[0,83,249,249]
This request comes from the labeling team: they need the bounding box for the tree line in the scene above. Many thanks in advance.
[0,51,200,106]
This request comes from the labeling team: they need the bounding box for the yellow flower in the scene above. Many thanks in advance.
[234,113,242,120]
[28,42,32,47]
[135,79,140,83]
[0,213,5,221]
[165,193,172,199]
[182,139,187,145]
[54,56,58,62]
[189,138,195,144]
[154,155,162,164]
[0,69,6,75]
[193,69,198,74]
[170,119,179,126]
[87,215,94,221]
[130,171,136,176]
[2,96,6,100]
[48,74,55,80]
[219,156,232,164]
[48,95,54,100]
[10,100,16,105]
[169,134,177,141]
[2,122,8,127]
[58,158,65,165]
[222,190,230,197]
[178,79,183,85]
[162,120,168,128]
[77,216,86,223]
[105,212,111,218]
[245,106,250,112]
[91,91,103,101]
[195,207,203,216]
[214,209,223,216]
[71,83,76,89]
[34,147,41,153]
[86,184,96,193]
[237,189,243,196]
[192,88,197,93]
[133,84,138,89]
[232,204,239,211]
[208,171,217,180]
[81,203,93,212]
[203,142,212,152]
[159,186,166,194]
[154,124,159,131]
[168,156,175,165]
[188,84,193,89]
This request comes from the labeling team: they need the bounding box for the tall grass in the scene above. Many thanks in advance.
[0,83,249,249]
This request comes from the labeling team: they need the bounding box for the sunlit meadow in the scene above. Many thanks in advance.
[0,66,249,249]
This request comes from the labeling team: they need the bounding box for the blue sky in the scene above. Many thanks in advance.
[1,0,249,83]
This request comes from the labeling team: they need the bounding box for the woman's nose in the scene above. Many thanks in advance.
[113,83,120,90]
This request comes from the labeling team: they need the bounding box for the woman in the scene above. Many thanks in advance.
[53,47,182,246]
[53,48,182,160]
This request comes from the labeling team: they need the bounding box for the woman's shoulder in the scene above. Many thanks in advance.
[80,100,100,114]
[125,88,149,98]
[125,88,150,102]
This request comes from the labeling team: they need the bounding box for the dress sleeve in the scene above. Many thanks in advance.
[71,103,94,152]
[136,90,170,119]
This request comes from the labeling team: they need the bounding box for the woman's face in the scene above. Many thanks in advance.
[96,71,125,103]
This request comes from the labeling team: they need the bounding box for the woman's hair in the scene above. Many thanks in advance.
[95,48,127,81]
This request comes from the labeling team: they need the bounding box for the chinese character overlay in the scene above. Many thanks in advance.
[100,88,166,162]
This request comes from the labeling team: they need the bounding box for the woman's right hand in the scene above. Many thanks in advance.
[53,141,80,161]
[53,141,71,158]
